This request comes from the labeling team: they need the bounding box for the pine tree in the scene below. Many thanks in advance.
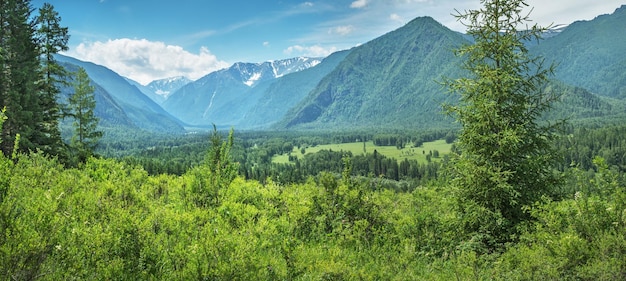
[69,67,102,163]
[0,0,42,156]
[444,0,561,252]
[34,2,69,158]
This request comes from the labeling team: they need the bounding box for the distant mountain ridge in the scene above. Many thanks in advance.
[60,4,626,132]
[237,50,351,129]
[275,7,626,130]
[532,5,626,98]
[55,55,185,133]
[161,57,322,126]
[147,76,193,99]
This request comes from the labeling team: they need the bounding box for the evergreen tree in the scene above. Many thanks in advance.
[204,125,237,204]
[34,2,69,158]
[0,0,42,156]
[444,0,561,252]
[68,67,102,163]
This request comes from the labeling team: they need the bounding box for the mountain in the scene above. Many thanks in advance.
[237,50,351,129]
[277,17,467,130]
[147,76,192,100]
[162,57,322,127]
[54,6,626,133]
[58,63,135,129]
[531,5,626,98]
[276,7,626,130]
[126,78,166,104]
[55,55,185,133]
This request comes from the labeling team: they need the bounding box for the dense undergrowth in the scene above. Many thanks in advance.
[0,145,624,279]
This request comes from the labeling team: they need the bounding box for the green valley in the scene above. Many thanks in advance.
[272,139,453,165]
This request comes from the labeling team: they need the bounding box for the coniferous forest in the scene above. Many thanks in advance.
[2,0,626,280]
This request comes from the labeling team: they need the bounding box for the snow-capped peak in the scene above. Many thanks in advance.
[229,57,323,87]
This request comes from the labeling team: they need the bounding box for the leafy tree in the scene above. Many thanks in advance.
[34,2,69,158]
[68,67,102,163]
[443,0,561,252]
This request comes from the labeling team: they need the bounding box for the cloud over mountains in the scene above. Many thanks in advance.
[68,38,229,85]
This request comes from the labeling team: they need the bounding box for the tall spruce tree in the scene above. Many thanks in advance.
[34,2,69,158]
[69,67,102,163]
[444,0,561,252]
[0,0,42,156]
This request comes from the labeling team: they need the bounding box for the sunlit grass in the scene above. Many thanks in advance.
[272,139,452,165]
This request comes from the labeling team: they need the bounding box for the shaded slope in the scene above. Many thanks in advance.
[238,50,351,129]
[162,58,322,127]
[56,55,185,133]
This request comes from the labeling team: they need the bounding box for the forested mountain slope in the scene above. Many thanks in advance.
[56,55,185,133]
[277,17,470,130]
[276,10,626,130]
[531,5,626,98]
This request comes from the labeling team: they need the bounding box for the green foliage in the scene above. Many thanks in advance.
[491,157,626,279]
[444,0,561,252]
[33,3,70,159]
[0,127,624,279]
[188,125,238,207]
[0,0,42,155]
[68,67,102,163]
[0,0,70,160]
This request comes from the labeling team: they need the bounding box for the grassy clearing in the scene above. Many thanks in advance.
[272,139,453,164]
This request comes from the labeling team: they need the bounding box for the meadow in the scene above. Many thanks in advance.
[273,139,452,164]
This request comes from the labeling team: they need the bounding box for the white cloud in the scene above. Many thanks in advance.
[68,38,229,85]
[350,0,369,9]
[329,25,355,36]
[263,41,270,47]
[283,44,338,57]
[390,13,404,23]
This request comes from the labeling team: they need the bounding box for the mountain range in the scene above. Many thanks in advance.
[57,5,626,133]
[56,55,186,133]
[161,57,322,127]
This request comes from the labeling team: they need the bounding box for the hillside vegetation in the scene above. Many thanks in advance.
[2,123,626,279]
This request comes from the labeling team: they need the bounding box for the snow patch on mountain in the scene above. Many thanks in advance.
[245,72,262,86]
[231,57,322,87]
[147,76,192,98]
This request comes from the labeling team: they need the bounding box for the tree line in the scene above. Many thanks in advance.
[0,0,101,165]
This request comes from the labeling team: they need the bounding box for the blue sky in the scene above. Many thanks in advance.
[32,0,625,84]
